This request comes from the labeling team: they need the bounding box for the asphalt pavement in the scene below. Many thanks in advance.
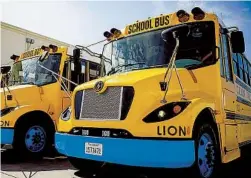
[1,148,251,178]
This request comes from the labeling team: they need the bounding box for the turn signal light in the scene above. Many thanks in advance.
[49,44,58,52]
[191,7,205,20]
[103,31,113,40]
[176,10,190,22]
[41,45,50,51]
[110,28,122,38]
[10,54,20,61]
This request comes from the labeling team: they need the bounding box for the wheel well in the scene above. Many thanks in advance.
[192,107,219,138]
[14,110,55,137]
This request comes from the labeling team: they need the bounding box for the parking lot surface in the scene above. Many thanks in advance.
[1,148,251,178]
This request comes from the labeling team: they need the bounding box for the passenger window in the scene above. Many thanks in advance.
[221,34,233,82]
[61,61,69,91]
[249,64,251,86]
[238,54,245,82]
[232,53,239,76]
[219,39,225,77]
[89,62,100,81]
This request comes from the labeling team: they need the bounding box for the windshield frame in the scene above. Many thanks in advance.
[101,20,217,76]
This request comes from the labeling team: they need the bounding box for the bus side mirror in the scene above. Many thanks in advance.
[73,48,80,63]
[73,48,81,73]
[1,65,11,74]
[231,31,245,53]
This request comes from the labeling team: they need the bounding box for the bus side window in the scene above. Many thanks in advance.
[89,62,99,81]
[232,53,239,76]
[219,36,225,77]
[61,61,69,91]
[249,63,251,86]
[237,54,244,81]
[221,34,234,82]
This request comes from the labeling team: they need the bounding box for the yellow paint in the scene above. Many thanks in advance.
[0,46,99,144]
[57,11,251,166]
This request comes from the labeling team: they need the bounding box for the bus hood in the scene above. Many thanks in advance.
[0,85,41,109]
[76,68,200,98]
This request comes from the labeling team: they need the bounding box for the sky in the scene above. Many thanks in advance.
[1,0,251,60]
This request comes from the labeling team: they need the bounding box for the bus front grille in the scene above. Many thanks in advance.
[79,87,123,120]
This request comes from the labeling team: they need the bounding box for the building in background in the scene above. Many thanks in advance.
[1,22,72,66]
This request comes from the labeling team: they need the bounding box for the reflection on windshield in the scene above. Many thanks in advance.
[11,54,61,86]
[102,21,216,75]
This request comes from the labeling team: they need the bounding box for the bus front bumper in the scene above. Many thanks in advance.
[0,128,14,144]
[55,132,195,168]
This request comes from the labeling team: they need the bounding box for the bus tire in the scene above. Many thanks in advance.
[13,117,54,159]
[68,157,104,175]
[192,123,221,178]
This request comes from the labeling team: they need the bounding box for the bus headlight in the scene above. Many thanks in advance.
[0,107,16,117]
[143,102,191,123]
[75,90,83,119]
[61,107,71,121]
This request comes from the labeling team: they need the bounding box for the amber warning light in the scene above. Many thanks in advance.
[176,10,190,23]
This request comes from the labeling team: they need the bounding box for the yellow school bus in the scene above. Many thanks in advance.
[55,7,251,178]
[0,45,101,157]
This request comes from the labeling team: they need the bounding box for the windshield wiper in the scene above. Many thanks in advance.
[131,64,169,71]
[21,82,35,85]
[184,63,206,70]
[107,62,146,75]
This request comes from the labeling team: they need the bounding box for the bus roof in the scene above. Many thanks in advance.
[18,46,68,61]
[107,11,219,40]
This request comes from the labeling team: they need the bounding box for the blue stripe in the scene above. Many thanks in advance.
[237,96,251,107]
[235,78,251,93]
[55,133,195,168]
[0,128,14,144]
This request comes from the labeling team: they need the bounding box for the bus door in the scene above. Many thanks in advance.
[61,59,86,112]
[220,33,239,151]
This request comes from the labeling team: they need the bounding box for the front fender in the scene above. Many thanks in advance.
[0,102,50,128]
[189,98,216,131]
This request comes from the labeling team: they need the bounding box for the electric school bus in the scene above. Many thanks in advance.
[0,45,101,157]
[55,7,251,178]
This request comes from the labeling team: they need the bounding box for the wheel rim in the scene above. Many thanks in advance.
[25,125,46,153]
[198,133,215,178]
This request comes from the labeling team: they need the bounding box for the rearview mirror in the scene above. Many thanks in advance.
[39,51,49,62]
[1,65,11,74]
[231,31,245,53]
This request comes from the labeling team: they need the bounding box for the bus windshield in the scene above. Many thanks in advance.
[102,21,216,76]
[11,54,62,86]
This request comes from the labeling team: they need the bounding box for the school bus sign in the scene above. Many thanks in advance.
[125,14,172,35]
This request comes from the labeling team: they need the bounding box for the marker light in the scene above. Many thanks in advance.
[10,54,20,61]
[41,45,50,51]
[176,10,190,23]
[103,31,113,39]
[49,44,58,52]
[173,105,182,114]
[110,28,122,38]
[191,7,205,20]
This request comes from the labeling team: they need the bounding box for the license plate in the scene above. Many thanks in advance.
[85,142,103,156]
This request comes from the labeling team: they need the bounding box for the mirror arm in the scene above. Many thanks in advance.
[160,32,182,103]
